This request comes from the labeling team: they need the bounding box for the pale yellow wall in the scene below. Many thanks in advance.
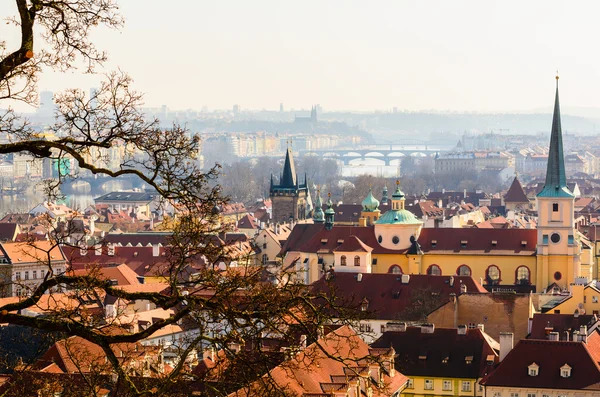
[421,254,537,286]
[550,284,600,315]
[404,376,482,397]
[485,385,599,397]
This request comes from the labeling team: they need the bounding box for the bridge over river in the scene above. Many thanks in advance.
[298,141,452,166]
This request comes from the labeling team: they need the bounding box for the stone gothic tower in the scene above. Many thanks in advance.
[270,146,308,223]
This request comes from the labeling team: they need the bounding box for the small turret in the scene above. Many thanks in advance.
[381,185,389,205]
[324,193,335,230]
[361,188,380,212]
[313,188,325,223]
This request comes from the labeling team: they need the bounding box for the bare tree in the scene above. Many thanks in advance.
[0,2,367,396]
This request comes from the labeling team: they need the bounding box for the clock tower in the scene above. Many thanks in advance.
[536,75,580,289]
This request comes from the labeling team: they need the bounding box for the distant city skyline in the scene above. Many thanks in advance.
[3,1,600,113]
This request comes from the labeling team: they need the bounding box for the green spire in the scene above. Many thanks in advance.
[324,192,335,230]
[313,188,325,223]
[538,74,574,198]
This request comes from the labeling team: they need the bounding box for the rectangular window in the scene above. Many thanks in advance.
[15,272,20,280]
[461,381,471,392]
[510,393,520,397]
[32,271,37,280]
[527,394,536,397]
[24,271,29,280]
[424,379,433,390]
[443,380,452,391]
[380,325,385,334]
[594,296,599,303]
[406,379,413,389]
[553,203,559,212]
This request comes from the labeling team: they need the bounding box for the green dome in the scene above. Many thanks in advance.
[361,188,380,212]
[325,194,335,215]
[375,209,421,225]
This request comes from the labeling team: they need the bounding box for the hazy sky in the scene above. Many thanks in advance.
[2,1,600,112]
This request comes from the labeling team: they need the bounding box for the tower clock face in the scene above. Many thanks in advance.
[550,233,561,243]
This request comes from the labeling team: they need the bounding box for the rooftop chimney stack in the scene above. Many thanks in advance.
[499,332,514,362]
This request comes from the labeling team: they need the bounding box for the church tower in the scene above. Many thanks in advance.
[536,75,580,289]
[270,146,309,223]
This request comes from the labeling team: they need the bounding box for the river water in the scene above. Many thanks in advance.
[0,179,133,216]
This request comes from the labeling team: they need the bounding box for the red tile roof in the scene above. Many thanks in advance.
[418,228,536,255]
[333,235,372,253]
[529,313,598,340]
[311,273,487,321]
[371,326,499,379]
[482,334,600,390]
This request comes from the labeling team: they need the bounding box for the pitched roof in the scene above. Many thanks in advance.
[311,273,487,321]
[230,325,408,397]
[418,228,536,255]
[237,214,258,230]
[371,326,499,379]
[71,263,141,286]
[482,335,600,390]
[529,313,598,340]
[333,235,373,253]
[504,176,529,203]
[94,191,157,202]
[0,241,66,264]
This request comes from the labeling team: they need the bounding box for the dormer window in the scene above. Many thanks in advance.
[461,240,468,248]
[431,240,437,247]
[528,362,539,376]
[491,240,498,246]
[560,364,571,378]
[465,355,473,365]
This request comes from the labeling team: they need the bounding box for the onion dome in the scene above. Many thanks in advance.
[361,188,380,212]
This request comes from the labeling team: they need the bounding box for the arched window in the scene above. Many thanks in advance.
[354,255,360,266]
[388,265,402,274]
[427,264,442,276]
[457,265,471,276]
[516,266,530,285]
[340,255,347,266]
[486,265,501,285]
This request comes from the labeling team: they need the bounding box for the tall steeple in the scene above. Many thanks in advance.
[324,193,335,230]
[538,74,573,198]
[281,145,297,188]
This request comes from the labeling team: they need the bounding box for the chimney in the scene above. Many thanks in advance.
[152,243,160,257]
[299,334,307,349]
[89,216,96,235]
[477,324,485,332]
[463,188,467,199]
[499,332,514,361]
[449,276,455,287]
[460,283,467,294]
[358,217,367,227]
[203,347,216,362]
[580,325,588,343]
[421,323,435,334]
[564,331,570,341]
[386,322,407,332]
[457,324,467,335]
[401,274,410,284]
[95,244,102,256]
[573,330,580,342]
[548,332,560,341]
[357,273,363,282]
